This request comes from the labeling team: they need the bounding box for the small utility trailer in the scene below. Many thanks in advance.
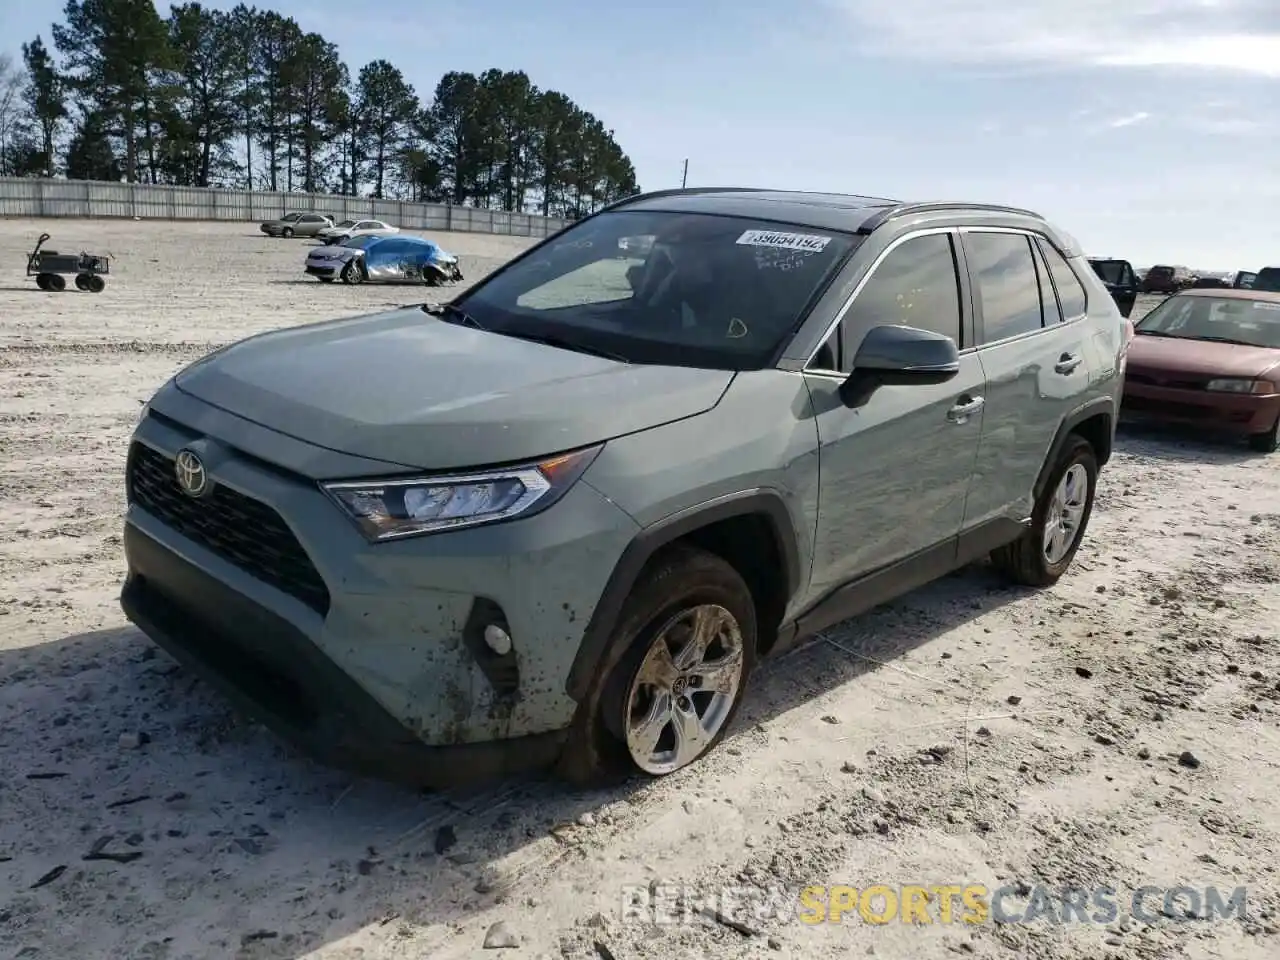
[26,232,110,292]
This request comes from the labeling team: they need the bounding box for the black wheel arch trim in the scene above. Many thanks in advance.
[564,488,802,702]
[1034,396,1115,500]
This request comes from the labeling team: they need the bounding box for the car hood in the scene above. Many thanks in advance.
[307,245,361,262]
[1128,334,1280,379]
[173,307,734,470]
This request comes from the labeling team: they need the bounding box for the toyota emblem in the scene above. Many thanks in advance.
[174,449,209,498]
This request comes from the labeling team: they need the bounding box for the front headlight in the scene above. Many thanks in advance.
[1205,378,1273,394]
[321,445,603,541]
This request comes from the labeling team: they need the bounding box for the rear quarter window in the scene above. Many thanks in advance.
[1038,241,1088,318]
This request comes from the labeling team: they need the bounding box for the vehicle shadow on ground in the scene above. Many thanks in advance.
[0,562,1027,957]
[1115,422,1261,465]
[0,285,45,293]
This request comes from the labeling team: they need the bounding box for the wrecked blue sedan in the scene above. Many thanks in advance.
[304,234,464,286]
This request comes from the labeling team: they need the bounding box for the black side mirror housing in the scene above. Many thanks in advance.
[839,324,961,407]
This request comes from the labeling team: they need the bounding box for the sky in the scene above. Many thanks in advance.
[3,0,1279,269]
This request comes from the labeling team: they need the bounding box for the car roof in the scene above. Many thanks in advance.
[606,187,1080,253]
[1173,288,1280,303]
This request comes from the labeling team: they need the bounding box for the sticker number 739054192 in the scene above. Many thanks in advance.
[736,229,832,253]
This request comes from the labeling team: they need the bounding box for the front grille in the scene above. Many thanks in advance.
[1126,372,1209,390]
[1122,395,1213,419]
[127,442,331,615]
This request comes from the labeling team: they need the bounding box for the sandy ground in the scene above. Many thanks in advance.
[1,219,1278,960]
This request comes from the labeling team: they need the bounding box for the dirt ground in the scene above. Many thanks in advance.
[1,220,1278,960]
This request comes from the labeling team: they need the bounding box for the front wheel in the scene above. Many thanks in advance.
[991,435,1098,587]
[558,547,757,785]
[341,260,364,285]
[281,227,294,239]
[1248,416,1279,454]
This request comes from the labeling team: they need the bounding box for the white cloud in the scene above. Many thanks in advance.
[825,0,1280,77]
[1107,112,1151,128]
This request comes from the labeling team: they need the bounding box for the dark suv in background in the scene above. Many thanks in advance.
[1142,264,1192,294]
[120,188,1128,789]
[1253,267,1280,293]
[1088,257,1138,317]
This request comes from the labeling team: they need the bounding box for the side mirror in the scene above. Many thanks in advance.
[839,324,960,407]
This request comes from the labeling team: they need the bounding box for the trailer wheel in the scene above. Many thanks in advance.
[75,274,89,291]
[40,273,66,291]
[35,273,52,291]
[86,275,105,293]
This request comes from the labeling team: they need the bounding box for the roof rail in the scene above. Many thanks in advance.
[601,186,768,213]
[858,201,1044,234]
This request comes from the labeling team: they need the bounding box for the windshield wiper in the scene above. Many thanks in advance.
[1194,335,1262,347]
[499,330,630,363]
[424,301,485,330]
[1134,329,1180,337]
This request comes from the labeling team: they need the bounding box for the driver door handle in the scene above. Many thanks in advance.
[1055,352,1083,375]
[947,395,985,422]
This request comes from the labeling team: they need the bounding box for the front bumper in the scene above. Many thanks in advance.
[305,264,339,279]
[1121,382,1280,434]
[120,394,639,786]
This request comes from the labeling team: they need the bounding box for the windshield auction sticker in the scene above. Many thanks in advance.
[736,229,831,253]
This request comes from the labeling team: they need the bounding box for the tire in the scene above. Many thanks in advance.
[341,260,364,285]
[557,547,757,786]
[1248,416,1279,454]
[35,273,51,291]
[74,274,89,291]
[87,275,105,293]
[45,273,66,292]
[991,435,1098,587]
[282,227,294,238]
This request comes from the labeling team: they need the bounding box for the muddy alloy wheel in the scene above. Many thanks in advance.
[991,435,1098,587]
[1248,415,1280,454]
[558,547,758,785]
[341,259,364,285]
[621,603,747,775]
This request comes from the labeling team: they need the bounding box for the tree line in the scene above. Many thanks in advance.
[0,1,641,218]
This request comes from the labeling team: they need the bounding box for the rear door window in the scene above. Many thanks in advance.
[964,232,1044,343]
[1035,243,1063,324]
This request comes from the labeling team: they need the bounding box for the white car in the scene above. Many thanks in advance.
[317,219,400,245]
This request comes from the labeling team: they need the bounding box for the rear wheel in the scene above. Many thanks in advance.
[42,273,66,292]
[341,260,364,285]
[87,275,105,293]
[991,435,1098,587]
[74,274,89,291]
[1248,416,1279,454]
[35,273,52,291]
[558,547,756,785]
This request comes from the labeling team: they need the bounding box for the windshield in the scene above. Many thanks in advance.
[281,213,301,222]
[1147,265,1174,279]
[341,235,381,250]
[453,210,860,369]
[1254,268,1280,293]
[1135,294,1280,348]
[334,219,356,228]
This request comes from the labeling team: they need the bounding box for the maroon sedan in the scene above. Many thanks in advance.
[1122,289,1280,452]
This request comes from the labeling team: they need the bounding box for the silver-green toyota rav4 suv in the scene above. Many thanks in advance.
[122,189,1128,788]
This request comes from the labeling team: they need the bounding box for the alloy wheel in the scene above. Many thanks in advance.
[623,604,745,775]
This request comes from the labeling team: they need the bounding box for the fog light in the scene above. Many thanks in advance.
[483,624,512,656]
